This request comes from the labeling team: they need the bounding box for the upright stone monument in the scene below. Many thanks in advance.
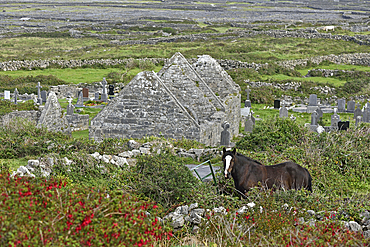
[94,92,100,101]
[14,88,19,105]
[307,94,318,113]
[101,78,108,102]
[316,106,323,120]
[310,110,319,131]
[67,98,75,115]
[279,105,288,118]
[354,103,362,120]
[337,98,346,113]
[75,91,84,107]
[244,115,254,133]
[41,91,47,103]
[220,122,231,147]
[82,88,89,101]
[347,100,355,113]
[245,86,251,108]
[331,108,340,129]
[355,116,362,127]
[36,82,42,105]
[274,99,280,109]
[4,90,10,100]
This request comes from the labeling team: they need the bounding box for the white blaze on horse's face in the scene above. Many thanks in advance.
[224,155,233,178]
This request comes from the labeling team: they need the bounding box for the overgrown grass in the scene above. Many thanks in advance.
[1,35,369,63]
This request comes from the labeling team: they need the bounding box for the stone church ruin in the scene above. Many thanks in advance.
[89,53,241,146]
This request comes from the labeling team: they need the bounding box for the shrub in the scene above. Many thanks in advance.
[121,153,200,210]
[237,117,308,152]
[0,172,172,246]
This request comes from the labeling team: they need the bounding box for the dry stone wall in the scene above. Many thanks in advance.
[0,110,40,126]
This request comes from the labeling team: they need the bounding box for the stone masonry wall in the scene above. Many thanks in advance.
[89,71,202,143]
[66,113,89,131]
[0,110,41,126]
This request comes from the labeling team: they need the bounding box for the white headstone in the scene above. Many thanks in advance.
[4,90,10,100]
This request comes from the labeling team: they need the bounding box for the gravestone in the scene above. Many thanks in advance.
[338,121,349,131]
[244,115,254,133]
[75,91,84,107]
[279,105,288,118]
[337,99,346,113]
[355,116,362,127]
[347,100,355,113]
[67,98,74,115]
[354,103,362,120]
[41,91,47,103]
[36,82,42,105]
[244,86,251,108]
[4,90,10,100]
[82,88,89,101]
[307,94,319,113]
[220,122,231,147]
[274,100,280,109]
[101,78,108,102]
[331,108,340,129]
[316,106,323,120]
[311,111,318,126]
[14,88,19,105]
[94,92,100,101]
[363,106,370,123]
[308,94,317,106]
[108,85,114,95]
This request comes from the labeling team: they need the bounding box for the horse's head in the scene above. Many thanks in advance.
[222,147,236,179]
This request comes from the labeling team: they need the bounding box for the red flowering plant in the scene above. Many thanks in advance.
[0,172,172,246]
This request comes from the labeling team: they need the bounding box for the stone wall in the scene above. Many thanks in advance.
[89,71,202,143]
[0,110,40,126]
[66,113,89,131]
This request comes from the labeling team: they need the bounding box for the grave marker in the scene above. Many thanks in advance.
[354,103,362,120]
[279,105,288,118]
[82,88,89,101]
[41,91,47,103]
[274,99,280,109]
[245,86,251,108]
[220,122,231,147]
[244,115,254,133]
[4,90,10,100]
[347,100,355,113]
[36,82,42,104]
[75,91,84,107]
[94,92,100,101]
[101,78,108,102]
[307,94,319,113]
[331,108,340,129]
[14,88,19,105]
[337,98,346,113]
[67,98,74,115]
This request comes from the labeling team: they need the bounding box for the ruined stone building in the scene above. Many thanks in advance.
[89,52,241,146]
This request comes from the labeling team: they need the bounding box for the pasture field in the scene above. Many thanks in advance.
[1,10,370,245]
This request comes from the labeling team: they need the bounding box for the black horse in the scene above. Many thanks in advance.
[222,148,312,195]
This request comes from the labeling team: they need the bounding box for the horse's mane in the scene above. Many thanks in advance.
[236,152,264,166]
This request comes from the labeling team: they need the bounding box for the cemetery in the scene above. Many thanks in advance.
[1,0,370,246]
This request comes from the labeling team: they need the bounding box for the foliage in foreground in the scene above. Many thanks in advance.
[0,172,172,246]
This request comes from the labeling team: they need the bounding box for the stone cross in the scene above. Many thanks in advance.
[67,98,73,106]
[220,122,231,147]
[14,88,19,105]
[331,108,340,129]
[36,82,42,104]
[102,78,107,94]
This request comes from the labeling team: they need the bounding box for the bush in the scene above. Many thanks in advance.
[237,117,308,152]
[121,153,200,210]
[0,172,172,246]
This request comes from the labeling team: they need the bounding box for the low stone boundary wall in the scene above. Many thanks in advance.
[0,110,41,126]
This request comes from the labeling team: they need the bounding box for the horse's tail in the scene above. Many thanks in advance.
[305,168,313,193]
